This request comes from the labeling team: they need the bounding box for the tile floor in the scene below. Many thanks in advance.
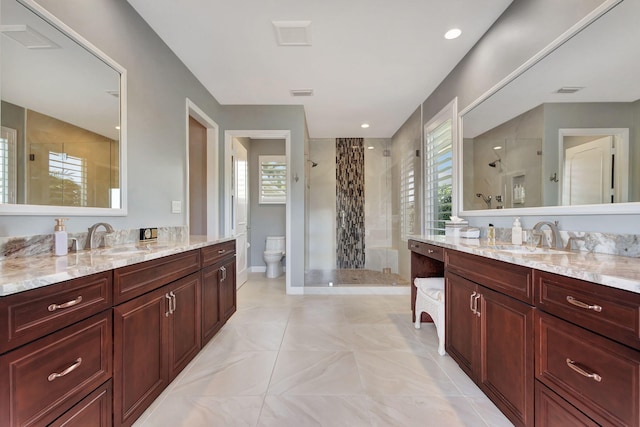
[133,273,513,427]
[305,269,411,287]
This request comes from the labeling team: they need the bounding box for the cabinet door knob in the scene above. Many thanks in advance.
[218,249,226,254]
[566,358,602,382]
[566,296,602,312]
[48,357,82,381]
[48,296,83,312]
[427,249,434,254]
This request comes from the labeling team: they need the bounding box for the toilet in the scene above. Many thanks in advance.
[263,236,285,278]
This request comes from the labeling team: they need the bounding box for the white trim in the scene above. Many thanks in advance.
[0,0,128,216]
[458,0,633,217]
[186,99,219,237]
[224,129,294,295]
[303,286,410,295]
[423,98,457,234]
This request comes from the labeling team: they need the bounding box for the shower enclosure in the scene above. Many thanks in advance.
[305,137,409,289]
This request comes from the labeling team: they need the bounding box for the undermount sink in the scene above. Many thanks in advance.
[493,245,566,255]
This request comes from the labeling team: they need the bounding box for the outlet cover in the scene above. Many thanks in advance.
[171,200,182,213]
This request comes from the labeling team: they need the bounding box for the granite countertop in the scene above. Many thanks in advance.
[0,236,235,297]
[409,235,640,295]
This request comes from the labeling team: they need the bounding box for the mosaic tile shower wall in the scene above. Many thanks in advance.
[336,137,365,268]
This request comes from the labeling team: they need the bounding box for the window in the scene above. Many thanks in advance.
[0,127,17,204]
[48,150,87,206]
[424,99,457,235]
[400,147,415,240]
[259,155,286,204]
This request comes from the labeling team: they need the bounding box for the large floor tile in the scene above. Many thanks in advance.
[171,351,278,396]
[368,395,487,427]
[210,322,287,352]
[281,323,354,351]
[268,351,364,395]
[354,351,461,396]
[258,396,372,427]
[136,395,263,427]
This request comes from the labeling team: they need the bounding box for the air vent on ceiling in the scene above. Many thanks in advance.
[290,89,314,97]
[0,24,59,49]
[273,21,312,46]
[555,86,584,94]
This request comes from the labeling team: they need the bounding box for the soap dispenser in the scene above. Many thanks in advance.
[54,218,69,256]
[511,217,523,245]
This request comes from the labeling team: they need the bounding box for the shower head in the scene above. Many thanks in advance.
[488,159,501,168]
[308,159,318,167]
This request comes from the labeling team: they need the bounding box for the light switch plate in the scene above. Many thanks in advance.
[171,200,182,213]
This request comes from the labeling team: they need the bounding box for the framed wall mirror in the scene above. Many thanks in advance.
[459,0,639,215]
[0,0,126,215]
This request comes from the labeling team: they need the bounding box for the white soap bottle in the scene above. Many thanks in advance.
[511,217,523,245]
[54,218,69,256]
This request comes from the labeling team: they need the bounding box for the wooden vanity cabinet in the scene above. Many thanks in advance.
[408,239,445,323]
[49,380,112,427]
[113,251,202,427]
[445,269,535,427]
[201,241,236,344]
[534,271,640,427]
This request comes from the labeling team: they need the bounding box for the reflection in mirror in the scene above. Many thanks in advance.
[0,0,123,211]
[460,0,639,212]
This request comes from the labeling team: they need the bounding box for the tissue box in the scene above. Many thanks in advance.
[445,220,469,237]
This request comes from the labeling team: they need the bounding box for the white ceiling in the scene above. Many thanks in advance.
[126,0,512,138]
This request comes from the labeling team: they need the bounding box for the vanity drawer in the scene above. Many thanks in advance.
[408,240,444,261]
[446,249,533,304]
[535,270,640,351]
[49,380,112,427]
[0,271,112,354]
[113,249,200,304]
[535,381,599,427]
[536,312,639,427]
[0,311,112,427]
[201,240,236,267]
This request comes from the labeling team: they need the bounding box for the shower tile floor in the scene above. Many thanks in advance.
[304,269,410,287]
[133,273,513,426]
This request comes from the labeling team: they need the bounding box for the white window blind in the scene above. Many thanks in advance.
[424,116,453,235]
[0,127,17,204]
[48,150,87,206]
[400,148,415,240]
[259,155,286,204]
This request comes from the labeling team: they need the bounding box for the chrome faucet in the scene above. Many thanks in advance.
[85,222,115,250]
[532,221,563,250]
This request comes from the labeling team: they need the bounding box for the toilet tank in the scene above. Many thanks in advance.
[265,236,285,252]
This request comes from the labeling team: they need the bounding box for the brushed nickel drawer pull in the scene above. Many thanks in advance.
[48,357,82,381]
[566,296,602,312]
[470,291,477,314]
[48,296,83,312]
[566,358,602,382]
[474,294,481,317]
[166,293,173,316]
[218,249,226,254]
[427,249,434,254]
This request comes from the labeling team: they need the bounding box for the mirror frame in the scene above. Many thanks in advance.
[0,0,127,216]
[456,0,640,217]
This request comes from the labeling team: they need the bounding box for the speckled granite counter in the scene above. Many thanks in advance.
[0,236,235,297]
[410,235,640,294]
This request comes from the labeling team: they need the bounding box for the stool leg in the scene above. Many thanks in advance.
[414,310,422,329]
[436,314,446,356]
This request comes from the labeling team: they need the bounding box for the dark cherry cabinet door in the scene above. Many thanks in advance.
[480,286,534,427]
[167,272,201,380]
[220,258,237,322]
[113,286,169,427]
[445,271,478,379]
[201,265,222,345]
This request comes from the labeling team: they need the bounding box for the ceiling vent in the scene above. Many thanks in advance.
[273,21,312,46]
[290,89,314,97]
[0,24,60,49]
[555,86,584,94]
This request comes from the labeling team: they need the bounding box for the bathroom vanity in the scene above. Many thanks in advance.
[0,237,236,427]
[409,236,640,427]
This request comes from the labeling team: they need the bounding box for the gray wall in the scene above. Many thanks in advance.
[405,0,640,233]
[248,139,286,269]
[2,1,308,288]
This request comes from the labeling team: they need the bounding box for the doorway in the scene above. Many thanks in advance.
[186,99,219,237]
[232,138,249,286]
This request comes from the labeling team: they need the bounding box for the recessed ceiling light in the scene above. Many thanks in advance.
[361,123,370,128]
[444,28,462,40]
[290,89,314,97]
[115,126,120,130]
[367,146,375,150]
[493,145,502,150]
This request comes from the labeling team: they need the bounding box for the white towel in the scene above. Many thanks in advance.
[414,277,445,301]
